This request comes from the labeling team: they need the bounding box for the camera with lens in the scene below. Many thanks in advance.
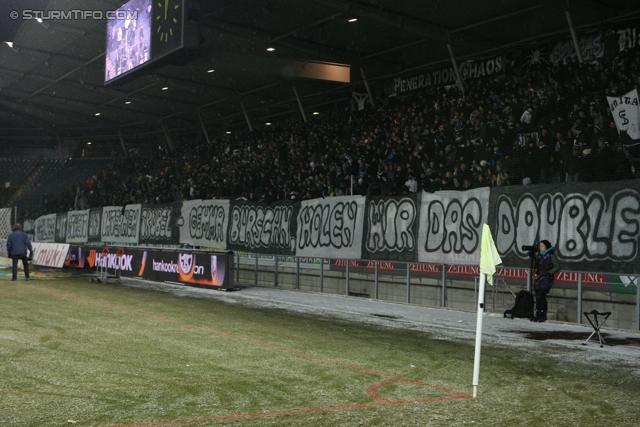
[521,244,538,252]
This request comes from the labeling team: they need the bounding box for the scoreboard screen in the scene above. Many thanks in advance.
[105,0,200,85]
[105,0,152,84]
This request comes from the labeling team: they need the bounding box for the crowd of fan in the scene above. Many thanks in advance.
[41,43,640,214]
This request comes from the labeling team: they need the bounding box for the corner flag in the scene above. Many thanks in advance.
[479,224,502,285]
[473,224,503,398]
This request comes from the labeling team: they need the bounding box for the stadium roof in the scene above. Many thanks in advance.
[0,0,638,142]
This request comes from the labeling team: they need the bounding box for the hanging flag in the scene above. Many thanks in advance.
[479,224,502,285]
[607,89,640,140]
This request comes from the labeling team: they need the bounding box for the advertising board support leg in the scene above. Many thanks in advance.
[254,255,258,285]
[274,256,279,287]
[374,261,379,300]
[346,261,350,296]
[492,282,496,314]
[226,251,236,291]
[236,253,240,284]
[296,258,300,290]
[578,273,583,325]
[441,264,447,308]
[406,263,411,304]
[320,258,324,293]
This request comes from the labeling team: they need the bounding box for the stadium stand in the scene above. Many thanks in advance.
[9,159,115,218]
[18,43,638,216]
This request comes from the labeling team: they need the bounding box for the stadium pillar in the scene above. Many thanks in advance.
[161,121,175,151]
[293,87,308,123]
[118,131,128,156]
[565,9,584,63]
[446,43,465,95]
[198,112,212,144]
[57,134,63,158]
[241,101,253,132]
[360,68,376,109]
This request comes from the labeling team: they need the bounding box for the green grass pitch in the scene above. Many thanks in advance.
[1,275,639,426]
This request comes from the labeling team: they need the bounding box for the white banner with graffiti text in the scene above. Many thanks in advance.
[418,187,490,265]
[295,196,366,259]
[65,210,90,243]
[179,199,229,250]
[100,205,141,245]
[607,89,640,140]
[489,182,640,275]
[34,213,56,243]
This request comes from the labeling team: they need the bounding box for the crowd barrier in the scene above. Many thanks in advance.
[233,253,640,331]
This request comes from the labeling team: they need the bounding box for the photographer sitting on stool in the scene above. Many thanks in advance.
[532,240,560,322]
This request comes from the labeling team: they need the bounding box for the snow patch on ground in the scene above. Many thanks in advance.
[121,278,640,365]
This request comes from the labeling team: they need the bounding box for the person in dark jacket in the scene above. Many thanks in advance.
[532,240,560,322]
[6,223,32,281]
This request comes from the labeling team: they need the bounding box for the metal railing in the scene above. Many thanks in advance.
[233,252,640,331]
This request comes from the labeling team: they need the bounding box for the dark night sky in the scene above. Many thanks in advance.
[0,0,52,42]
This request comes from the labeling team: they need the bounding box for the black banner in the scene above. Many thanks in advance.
[361,193,420,261]
[88,208,102,243]
[139,203,181,245]
[227,200,298,256]
[488,181,640,275]
[65,245,232,289]
[55,213,67,243]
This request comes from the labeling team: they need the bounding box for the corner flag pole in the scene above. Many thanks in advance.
[472,270,486,398]
[473,224,502,398]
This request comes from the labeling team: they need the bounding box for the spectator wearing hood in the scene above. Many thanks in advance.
[538,138,552,184]
[594,137,614,182]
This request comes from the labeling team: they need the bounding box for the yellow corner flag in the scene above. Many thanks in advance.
[480,224,502,285]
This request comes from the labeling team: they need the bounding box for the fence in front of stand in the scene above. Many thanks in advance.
[233,252,640,331]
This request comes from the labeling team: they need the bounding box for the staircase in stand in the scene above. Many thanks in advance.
[5,164,46,207]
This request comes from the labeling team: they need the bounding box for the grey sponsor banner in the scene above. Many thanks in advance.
[417,187,489,265]
[65,210,89,243]
[362,193,420,261]
[488,182,640,274]
[34,213,56,243]
[295,196,365,259]
[100,205,141,245]
[228,200,297,256]
[139,203,181,245]
[178,199,229,250]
